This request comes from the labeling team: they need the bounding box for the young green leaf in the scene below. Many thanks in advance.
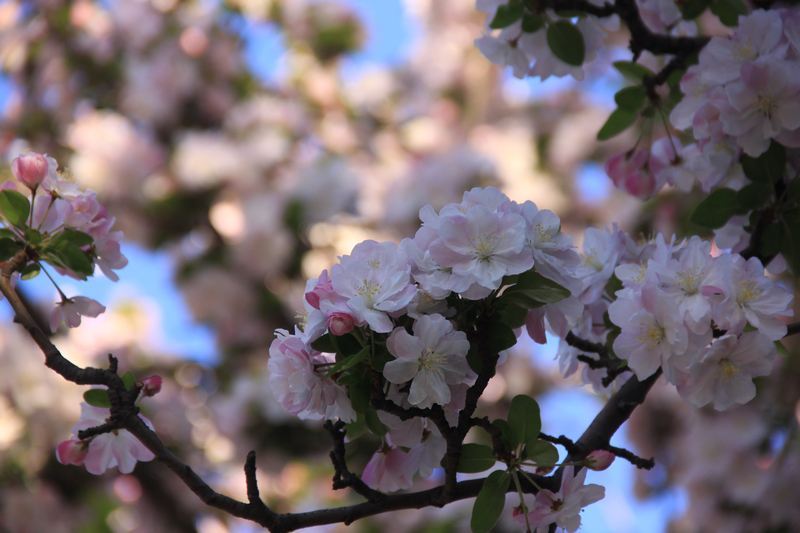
[84,389,111,408]
[470,470,510,533]
[690,188,748,229]
[521,13,547,33]
[19,262,40,280]
[546,21,585,66]
[0,238,24,263]
[0,190,30,228]
[121,370,136,390]
[681,0,711,19]
[597,108,638,141]
[490,3,524,29]
[508,394,542,446]
[24,228,42,245]
[710,0,747,26]
[524,440,559,467]
[52,228,95,248]
[485,320,518,353]
[741,140,787,184]
[614,86,647,112]
[735,182,771,210]
[49,241,94,279]
[612,61,655,83]
[364,408,390,437]
[440,443,497,473]
[503,270,571,305]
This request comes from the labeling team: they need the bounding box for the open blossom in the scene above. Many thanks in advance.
[60,402,155,475]
[361,438,422,492]
[475,24,530,79]
[604,150,658,199]
[50,296,106,332]
[514,465,605,532]
[383,314,472,408]
[713,255,794,340]
[330,240,416,333]
[268,329,355,422]
[677,332,776,410]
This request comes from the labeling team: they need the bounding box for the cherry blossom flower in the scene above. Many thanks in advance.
[361,439,421,492]
[11,151,48,191]
[383,314,472,408]
[141,376,162,397]
[514,465,605,532]
[713,255,794,340]
[50,296,106,332]
[585,450,615,471]
[330,240,416,333]
[677,332,776,410]
[475,26,530,80]
[268,329,355,422]
[61,402,155,475]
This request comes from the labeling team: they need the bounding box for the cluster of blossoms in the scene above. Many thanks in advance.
[474,0,618,81]
[7,152,128,330]
[608,8,800,202]
[57,377,161,474]
[269,186,608,527]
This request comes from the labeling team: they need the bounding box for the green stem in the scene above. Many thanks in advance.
[39,262,68,301]
[511,468,533,533]
[518,469,556,505]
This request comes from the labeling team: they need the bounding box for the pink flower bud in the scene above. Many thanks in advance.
[141,376,162,397]
[327,312,355,336]
[56,438,90,466]
[584,450,615,471]
[11,152,48,191]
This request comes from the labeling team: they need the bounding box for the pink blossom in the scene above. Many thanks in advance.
[50,296,106,332]
[56,438,90,466]
[267,329,355,422]
[326,309,355,336]
[11,152,48,191]
[64,191,102,228]
[304,269,340,310]
[585,450,615,471]
[677,332,776,410]
[141,376,162,397]
[514,465,605,532]
[361,440,422,492]
[66,402,155,475]
[604,150,659,200]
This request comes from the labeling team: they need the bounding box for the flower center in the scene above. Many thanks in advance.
[738,280,761,304]
[720,359,740,381]
[469,233,497,262]
[732,38,755,62]
[419,349,446,374]
[637,322,665,350]
[355,279,382,306]
[757,91,775,118]
[675,267,701,295]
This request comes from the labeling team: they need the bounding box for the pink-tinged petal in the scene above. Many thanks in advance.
[56,439,89,466]
[11,152,48,190]
[383,359,419,384]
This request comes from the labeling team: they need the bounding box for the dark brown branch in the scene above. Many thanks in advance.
[603,443,655,469]
[786,322,800,338]
[613,0,709,60]
[538,433,581,456]
[740,207,778,265]
[325,420,385,503]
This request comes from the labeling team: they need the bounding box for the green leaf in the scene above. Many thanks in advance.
[120,370,136,390]
[492,419,514,452]
[761,222,784,257]
[20,262,40,280]
[83,389,111,408]
[441,443,497,473]
[332,333,365,358]
[524,440,559,466]
[344,415,368,440]
[546,21,585,66]
[322,345,370,379]
[741,140,787,184]
[775,340,790,357]
[0,228,17,239]
[508,394,542,447]
[0,190,30,228]
[614,86,647,112]
[736,182,772,210]
[49,241,94,279]
[785,177,800,202]
[503,270,571,305]
[521,13,547,33]
[348,371,371,413]
[612,61,655,83]
[681,0,711,19]
[52,228,94,248]
[470,470,510,533]
[365,408,389,437]
[310,333,336,353]
[597,108,639,141]
[24,228,42,245]
[490,3,524,29]
[467,342,482,374]
[0,238,23,263]
[496,301,532,329]
[710,0,747,26]
[690,188,748,229]
[486,321,518,353]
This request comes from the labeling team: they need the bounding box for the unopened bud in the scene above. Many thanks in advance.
[141,376,162,397]
[327,312,355,336]
[11,152,48,191]
[584,450,615,471]
[56,438,90,466]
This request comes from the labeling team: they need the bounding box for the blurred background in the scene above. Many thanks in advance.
[0,1,798,532]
